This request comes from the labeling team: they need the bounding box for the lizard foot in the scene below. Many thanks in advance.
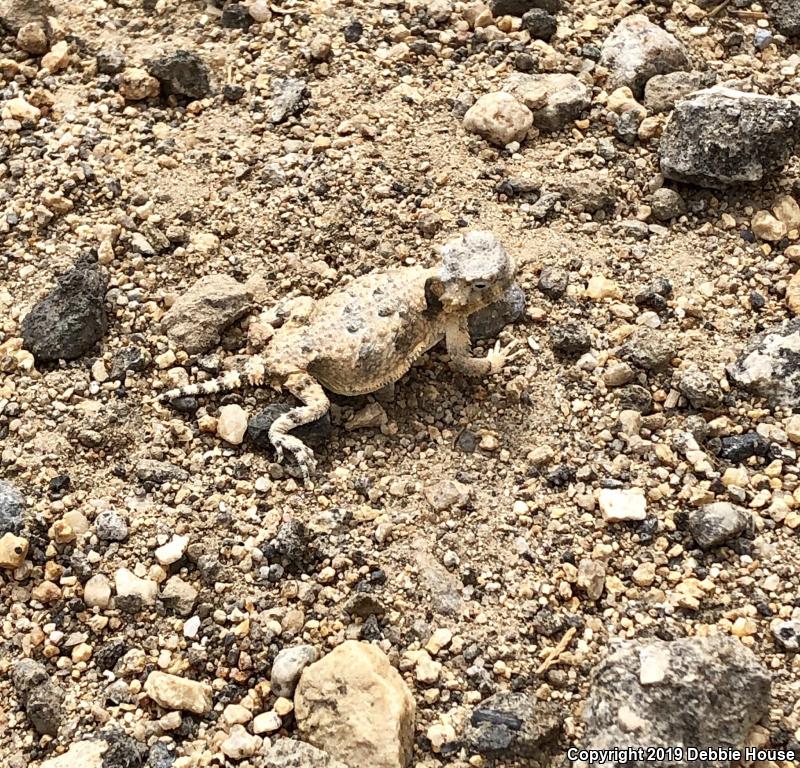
[245,359,266,386]
[271,433,317,482]
[486,338,524,374]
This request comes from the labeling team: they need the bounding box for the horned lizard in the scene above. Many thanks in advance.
[160,231,521,478]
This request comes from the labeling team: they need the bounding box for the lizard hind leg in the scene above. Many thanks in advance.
[269,372,330,481]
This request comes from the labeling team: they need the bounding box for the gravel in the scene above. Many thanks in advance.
[3,0,800,765]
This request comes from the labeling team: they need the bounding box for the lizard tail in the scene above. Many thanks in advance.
[160,370,243,402]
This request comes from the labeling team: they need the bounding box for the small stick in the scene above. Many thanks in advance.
[707,0,731,18]
[536,626,577,674]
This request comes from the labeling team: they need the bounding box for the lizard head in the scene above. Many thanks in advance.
[427,231,515,314]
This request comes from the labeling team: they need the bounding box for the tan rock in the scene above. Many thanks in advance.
[41,40,69,72]
[160,273,252,354]
[751,210,786,242]
[787,270,800,315]
[773,195,800,233]
[295,640,416,768]
[786,414,800,444]
[632,561,656,587]
[598,488,647,522]
[0,532,29,569]
[16,22,48,55]
[36,740,107,768]
[118,67,160,101]
[3,96,41,122]
[144,671,212,715]
[423,478,470,511]
[217,404,248,445]
[83,574,112,609]
[608,86,644,116]
[463,92,532,147]
[31,581,61,603]
[114,568,158,605]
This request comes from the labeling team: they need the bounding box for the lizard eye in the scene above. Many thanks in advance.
[472,281,489,290]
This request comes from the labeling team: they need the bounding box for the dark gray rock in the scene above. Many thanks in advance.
[461,692,561,760]
[620,328,676,370]
[660,88,800,188]
[727,318,800,408]
[25,683,65,736]
[468,284,525,340]
[549,322,590,356]
[509,73,591,133]
[521,8,556,40]
[678,367,722,409]
[100,727,148,768]
[95,510,129,542]
[688,502,751,549]
[537,267,568,300]
[0,480,25,534]
[643,70,715,113]
[12,660,64,737]
[265,520,317,574]
[135,459,189,484]
[650,188,686,221]
[615,109,641,145]
[109,346,150,380]
[765,0,800,36]
[148,742,176,768]
[96,50,126,75]
[615,384,652,413]
[21,257,108,363]
[600,14,689,97]
[489,0,560,17]
[146,50,212,99]
[220,2,251,28]
[582,636,770,766]
[343,593,387,618]
[270,78,309,124]
[247,404,331,451]
[718,432,770,462]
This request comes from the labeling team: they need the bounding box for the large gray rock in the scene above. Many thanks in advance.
[660,88,800,188]
[460,692,561,760]
[727,318,800,408]
[643,70,715,114]
[688,502,751,549]
[600,15,689,97]
[0,481,25,534]
[581,636,771,767]
[21,256,108,363]
[146,50,212,99]
[161,274,253,354]
[765,0,800,36]
[0,0,54,33]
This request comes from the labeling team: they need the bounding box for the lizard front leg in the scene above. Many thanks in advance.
[269,371,330,481]
[445,318,520,376]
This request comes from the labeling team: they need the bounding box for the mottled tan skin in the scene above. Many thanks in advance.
[162,231,520,479]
